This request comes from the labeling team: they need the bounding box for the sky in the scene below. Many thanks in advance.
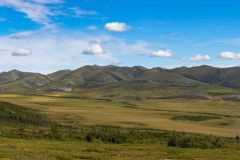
[0,0,240,73]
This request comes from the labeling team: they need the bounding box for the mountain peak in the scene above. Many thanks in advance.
[8,69,22,73]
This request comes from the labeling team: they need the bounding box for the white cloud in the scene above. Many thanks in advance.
[151,49,172,57]
[220,51,240,60]
[87,25,98,30]
[104,22,130,32]
[82,43,104,55]
[189,54,210,62]
[0,0,61,26]
[0,29,160,72]
[111,60,120,66]
[70,7,98,16]
[0,30,134,71]
[12,48,32,56]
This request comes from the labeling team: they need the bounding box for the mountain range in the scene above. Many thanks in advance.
[1,65,240,92]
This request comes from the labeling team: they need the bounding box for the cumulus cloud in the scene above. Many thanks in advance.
[0,0,61,26]
[220,51,240,60]
[12,48,32,56]
[104,22,130,32]
[189,54,210,62]
[151,49,172,57]
[82,43,104,55]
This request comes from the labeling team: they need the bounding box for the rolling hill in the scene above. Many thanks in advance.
[171,65,240,88]
[0,70,51,91]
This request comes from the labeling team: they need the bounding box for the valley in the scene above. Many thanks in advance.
[0,65,240,160]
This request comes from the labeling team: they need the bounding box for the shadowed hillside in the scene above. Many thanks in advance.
[171,65,240,88]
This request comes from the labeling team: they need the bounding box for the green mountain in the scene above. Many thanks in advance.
[0,65,240,92]
[171,65,240,88]
[47,69,72,81]
[53,65,124,87]
[0,70,30,85]
[0,71,51,91]
[133,68,205,86]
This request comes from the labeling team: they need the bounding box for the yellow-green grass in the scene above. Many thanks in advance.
[0,93,240,137]
[0,137,240,160]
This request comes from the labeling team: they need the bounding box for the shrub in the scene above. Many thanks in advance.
[167,133,224,149]
[86,133,94,142]
[236,135,240,143]
[50,122,62,139]
[236,135,239,140]
[85,128,127,144]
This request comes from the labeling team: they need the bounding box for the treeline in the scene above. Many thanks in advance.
[0,102,50,126]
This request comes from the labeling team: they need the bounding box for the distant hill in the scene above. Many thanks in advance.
[171,65,240,88]
[0,70,51,91]
[0,70,30,85]
[0,65,240,92]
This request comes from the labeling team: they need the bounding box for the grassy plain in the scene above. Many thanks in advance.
[0,92,239,137]
[0,90,240,160]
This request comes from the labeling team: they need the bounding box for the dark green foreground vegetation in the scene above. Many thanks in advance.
[0,102,49,126]
[1,125,240,160]
[3,124,239,148]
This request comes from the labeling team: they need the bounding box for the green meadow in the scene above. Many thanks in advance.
[0,93,240,137]
[0,91,240,160]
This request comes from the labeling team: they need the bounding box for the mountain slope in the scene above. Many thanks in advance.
[0,70,30,85]
[48,65,126,88]
[47,69,72,81]
[1,65,240,92]
[47,65,205,90]
[0,71,52,91]
[134,68,205,86]
[172,65,240,88]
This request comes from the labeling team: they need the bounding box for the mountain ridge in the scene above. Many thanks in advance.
[0,65,240,92]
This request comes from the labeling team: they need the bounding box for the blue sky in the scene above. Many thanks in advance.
[0,0,240,73]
